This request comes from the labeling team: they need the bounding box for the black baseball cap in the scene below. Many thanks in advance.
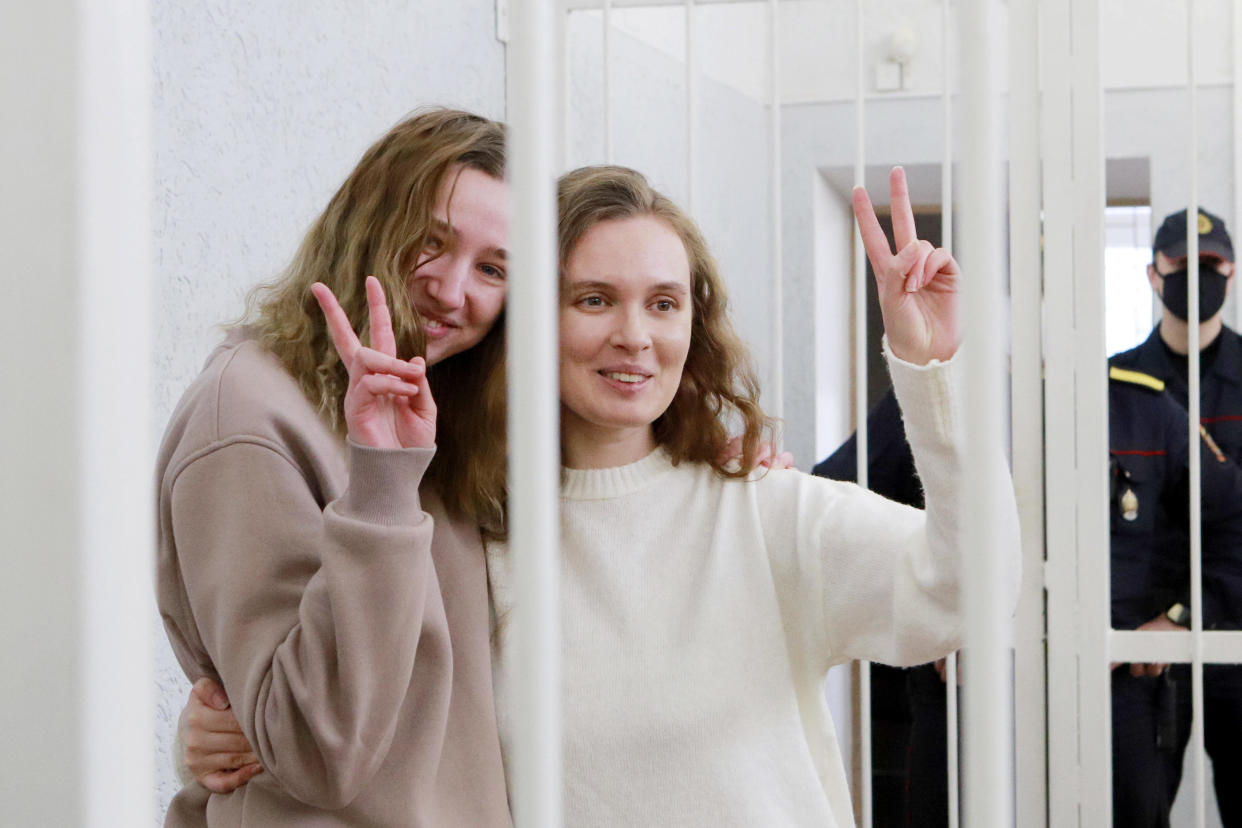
[1153,207,1234,262]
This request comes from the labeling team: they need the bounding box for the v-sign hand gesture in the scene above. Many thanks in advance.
[853,167,961,365]
[311,276,436,450]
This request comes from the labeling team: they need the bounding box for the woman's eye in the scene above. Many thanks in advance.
[653,300,675,312]
[581,296,605,308]
[480,264,506,280]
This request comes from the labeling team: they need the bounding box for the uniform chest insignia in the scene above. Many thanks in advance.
[1120,487,1139,521]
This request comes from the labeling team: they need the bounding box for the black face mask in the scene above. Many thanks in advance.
[1159,267,1230,322]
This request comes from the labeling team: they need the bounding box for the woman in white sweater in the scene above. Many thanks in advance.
[181,163,1019,826]
[484,164,1019,827]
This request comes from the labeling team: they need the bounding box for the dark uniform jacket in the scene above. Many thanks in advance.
[1111,327,1242,631]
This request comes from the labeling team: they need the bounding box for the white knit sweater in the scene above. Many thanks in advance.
[487,350,1020,827]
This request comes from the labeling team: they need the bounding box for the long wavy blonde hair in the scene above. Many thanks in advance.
[241,108,508,531]
[556,165,774,476]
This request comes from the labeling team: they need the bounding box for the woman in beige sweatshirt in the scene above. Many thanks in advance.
[157,108,514,827]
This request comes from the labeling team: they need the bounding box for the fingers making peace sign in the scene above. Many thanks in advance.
[311,276,437,450]
[853,167,961,366]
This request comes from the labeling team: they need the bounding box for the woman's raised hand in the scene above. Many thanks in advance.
[311,277,436,449]
[853,167,961,365]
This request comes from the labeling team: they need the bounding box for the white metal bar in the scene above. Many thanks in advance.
[561,1,572,171]
[1006,1,1048,827]
[1071,0,1111,824]
[602,0,613,163]
[568,0,750,6]
[80,0,155,823]
[1109,630,1242,664]
[685,0,695,213]
[1039,0,1082,821]
[566,0,754,6]
[769,0,783,422]
[506,1,563,825]
[941,0,953,257]
[851,2,871,825]
[940,7,960,828]
[1185,5,1206,826]
[957,0,1013,825]
[852,0,867,495]
[1235,0,1242,331]
[945,652,960,828]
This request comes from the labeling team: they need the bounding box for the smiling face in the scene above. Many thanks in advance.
[559,215,693,469]
[407,165,509,365]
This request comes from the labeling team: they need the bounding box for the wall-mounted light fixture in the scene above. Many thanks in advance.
[876,25,917,92]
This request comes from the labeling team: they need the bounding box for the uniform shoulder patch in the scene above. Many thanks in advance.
[1109,366,1165,392]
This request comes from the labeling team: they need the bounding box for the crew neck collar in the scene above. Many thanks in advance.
[561,447,675,500]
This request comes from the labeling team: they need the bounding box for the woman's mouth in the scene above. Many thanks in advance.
[422,315,456,338]
[598,369,652,391]
[602,371,646,383]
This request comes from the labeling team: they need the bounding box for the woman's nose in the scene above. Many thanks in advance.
[420,256,469,310]
[609,307,651,351]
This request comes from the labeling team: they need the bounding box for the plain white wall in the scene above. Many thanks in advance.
[566,10,773,400]
[150,0,506,815]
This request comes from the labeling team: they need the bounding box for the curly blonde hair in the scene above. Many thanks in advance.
[241,107,508,530]
[556,165,774,476]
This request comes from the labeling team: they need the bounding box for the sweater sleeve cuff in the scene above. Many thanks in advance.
[337,441,435,526]
[883,336,965,447]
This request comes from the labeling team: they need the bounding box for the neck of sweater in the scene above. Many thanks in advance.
[561,447,675,500]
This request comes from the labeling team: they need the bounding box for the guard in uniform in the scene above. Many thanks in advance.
[1108,366,1242,828]
[1110,207,1242,827]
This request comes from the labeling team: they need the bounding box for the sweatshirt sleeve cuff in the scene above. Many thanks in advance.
[337,441,435,526]
[883,336,965,447]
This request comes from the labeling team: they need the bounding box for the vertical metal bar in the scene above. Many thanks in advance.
[852,4,868,496]
[507,1,562,825]
[685,0,696,213]
[769,0,783,421]
[1071,0,1111,823]
[940,7,960,827]
[945,654,960,828]
[80,0,154,822]
[1185,6,1207,826]
[1007,1,1049,826]
[1235,0,1242,332]
[602,0,613,163]
[958,1,1014,826]
[1039,0,1082,821]
[561,2,572,171]
[941,0,954,256]
[851,2,871,825]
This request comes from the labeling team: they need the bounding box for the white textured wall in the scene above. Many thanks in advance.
[150,0,505,817]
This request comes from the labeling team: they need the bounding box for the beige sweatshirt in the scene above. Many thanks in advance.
[156,332,511,826]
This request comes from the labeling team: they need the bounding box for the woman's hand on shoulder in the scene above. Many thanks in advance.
[180,678,262,794]
[719,435,796,471]
[853,167,961,365]
[312,276,437,449]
